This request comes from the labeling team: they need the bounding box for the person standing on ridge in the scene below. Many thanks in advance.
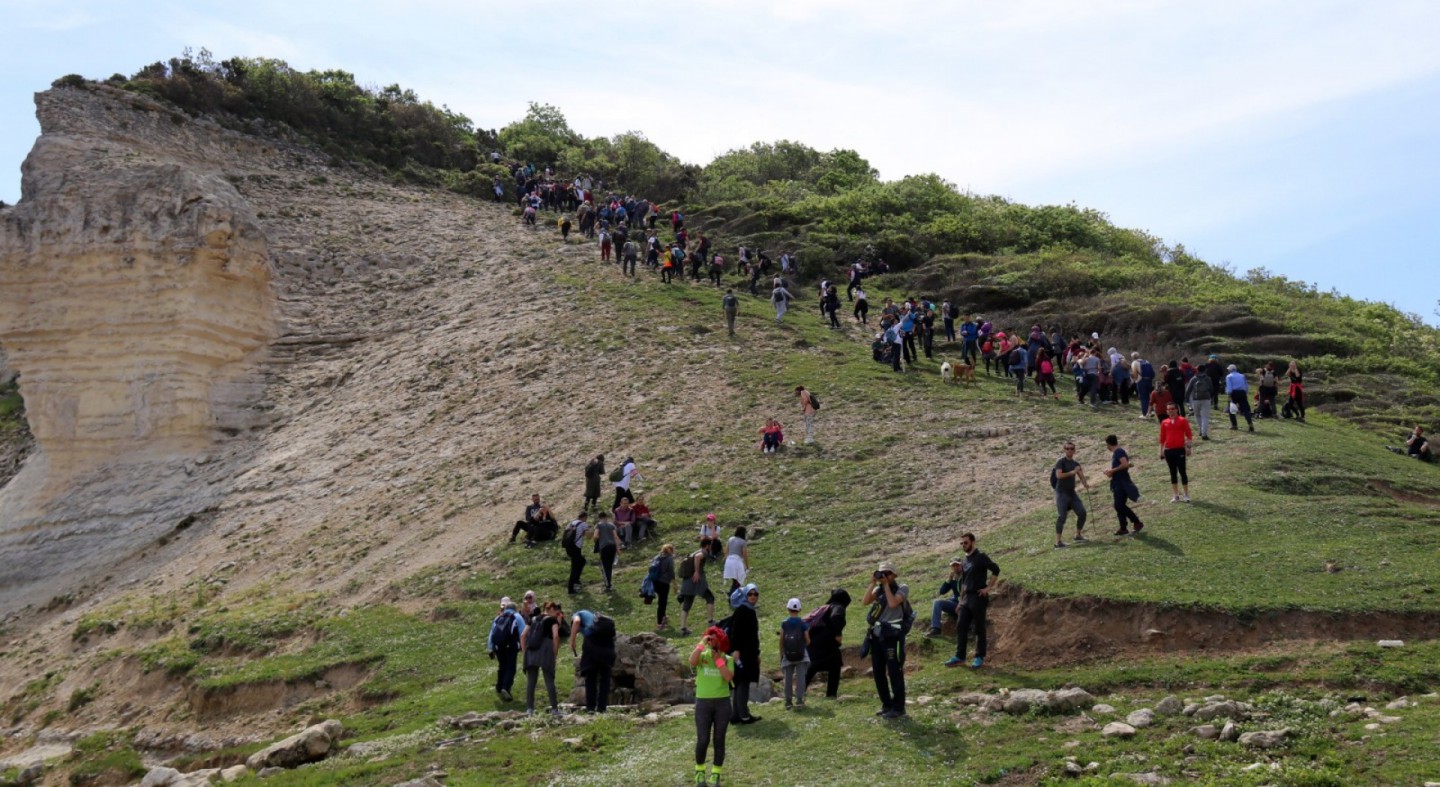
[943,533,1000,669]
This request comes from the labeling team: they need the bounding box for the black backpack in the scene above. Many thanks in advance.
[807,392,821,410]
[782,623,808,662]
[526,618,551,653]
[590,615,617,644]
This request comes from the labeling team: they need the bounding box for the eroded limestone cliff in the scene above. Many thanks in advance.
[0,86,276,609]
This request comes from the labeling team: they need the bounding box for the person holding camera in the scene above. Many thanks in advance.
[862,561,911,719]
[689,626,735,786]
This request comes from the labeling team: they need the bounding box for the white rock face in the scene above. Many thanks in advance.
[0,85,275,612]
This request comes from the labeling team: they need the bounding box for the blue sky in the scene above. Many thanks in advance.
[2,0,1437,322]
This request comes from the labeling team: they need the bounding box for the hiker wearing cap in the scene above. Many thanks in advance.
[487,597,527,702]
[945,533,1000,669]
[925,560,964,638]
[778,597,811,710]
[862,561,911,719]
[1224,364,1255,432]
[690,626,735,786]
[729,583,763,724]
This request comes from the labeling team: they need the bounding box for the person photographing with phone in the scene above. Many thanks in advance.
[689,626,736,786]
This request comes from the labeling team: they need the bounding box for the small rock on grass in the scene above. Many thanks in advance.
[1238,728,1290,749]
[1377,640,1405,648]
[1220,721,1238,742]
[1110,772,1169,785]
[1155,695,1183,715]
[1102,722,1137,738]
[1191,724,1218,739]
[1127,709,1155,728]
[1092,703,1116,714]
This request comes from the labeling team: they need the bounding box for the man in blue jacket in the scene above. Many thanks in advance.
[487,597,527,702]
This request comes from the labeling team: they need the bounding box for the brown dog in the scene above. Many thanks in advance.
[955,361,977,385]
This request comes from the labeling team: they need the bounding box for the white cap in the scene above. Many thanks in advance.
[786,597,802,612]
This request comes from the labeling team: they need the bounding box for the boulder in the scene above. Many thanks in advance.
[1050,687,1096,713]
[1092,704,1116,715]
[1126,709,1155,728]
[17,763,44,786]
[1002,689,1053,714]
[245,719,344,771]
[1192,701,1247,722]
[566,633,690,705]
[1155,695,1184,716]
[1102,722,1136,738]
[141,768,182,787]
[998,687,1094,715]
[1191,724,1218,740]
[220,765,247,782]
[1239,728,1290,749]
[1219,721,1239,742]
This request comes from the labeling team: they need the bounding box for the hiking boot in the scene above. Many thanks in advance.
[1073,534,1087,542]
[1134,522,1145,533]
[882,709,907,720]
[1054,541,1067,549]
[971,657,984,669]
[944,655,965,667]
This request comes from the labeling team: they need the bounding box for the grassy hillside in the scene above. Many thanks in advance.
[8,58,1440,785]
[24,208,1440,785]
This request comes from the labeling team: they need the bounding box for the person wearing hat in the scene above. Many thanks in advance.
[1224,364,1255,432]
[925,559,965,638]
[944,533,1001,669]
[862,561,911,719]
[778,597,812,710]
[487,597,527,702]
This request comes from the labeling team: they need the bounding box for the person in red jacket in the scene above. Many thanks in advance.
[1158,402,1194,502]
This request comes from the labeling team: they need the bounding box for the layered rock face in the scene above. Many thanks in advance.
[0,86,275,609]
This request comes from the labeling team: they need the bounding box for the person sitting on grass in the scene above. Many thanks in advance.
[1391,426,1436,463]
[759,419,784,453]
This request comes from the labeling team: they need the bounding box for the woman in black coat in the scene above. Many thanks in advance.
[1163,362,1187,416]
[805,588,852,699]
[729,582,762,723]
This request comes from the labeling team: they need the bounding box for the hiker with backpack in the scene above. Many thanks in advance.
[1135,353,1156,419]
[521,601,563,716]
[1007,341,1030,394]
[796,385,819,444]
[570,609,617,713]
[678,544,716,636]
[1164,361,1188,417]
[771,280,795,323]
[862,561,912,719]
[1103,434,1145,535]
[612,456,639,509]
[649,544,676,631]
[728,583,763,724]
[1051,441,1090,548]
[722,289,740,337]
[583,455,604,511]
[689,626,735,786]
[564,512,590,596]
[943,533,1001,669]
[778,598,811,709]
[1185,370,1214,440]
[803,589,851,699]
[487,597,527,702]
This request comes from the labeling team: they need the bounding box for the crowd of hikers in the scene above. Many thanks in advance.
[487,159,1432,784]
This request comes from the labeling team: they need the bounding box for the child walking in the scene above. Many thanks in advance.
[778,598,812,709]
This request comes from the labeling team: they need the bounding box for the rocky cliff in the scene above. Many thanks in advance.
[0,86,275,611]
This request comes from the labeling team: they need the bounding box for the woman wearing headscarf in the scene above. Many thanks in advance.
[729,582,762,724]
[803,588,852,699]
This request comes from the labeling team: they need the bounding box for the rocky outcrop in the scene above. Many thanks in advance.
[244,719,344,770]
[0,85,275,612]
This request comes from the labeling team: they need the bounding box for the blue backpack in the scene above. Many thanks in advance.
[492,612,521,651]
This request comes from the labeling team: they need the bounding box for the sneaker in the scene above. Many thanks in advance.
[1170,495,1181,503]
[944,655,965,667]
[1112,529,1130,536]
[499,689,512,702]
[875,708,889,716]
[1248,425,1255,432]
[694,767,707,785]
[971,657,984,669]
[679,627,692,636]
[1054,541,1067,549]
[1073,534,1087,542]
[1181,495,1191,503]
[1134,522,1145,533]
[1201,435,1210,441]
[882,709,908,720]
[784,703,793,710]
[924,628,942,638]
[708,772,721,786]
